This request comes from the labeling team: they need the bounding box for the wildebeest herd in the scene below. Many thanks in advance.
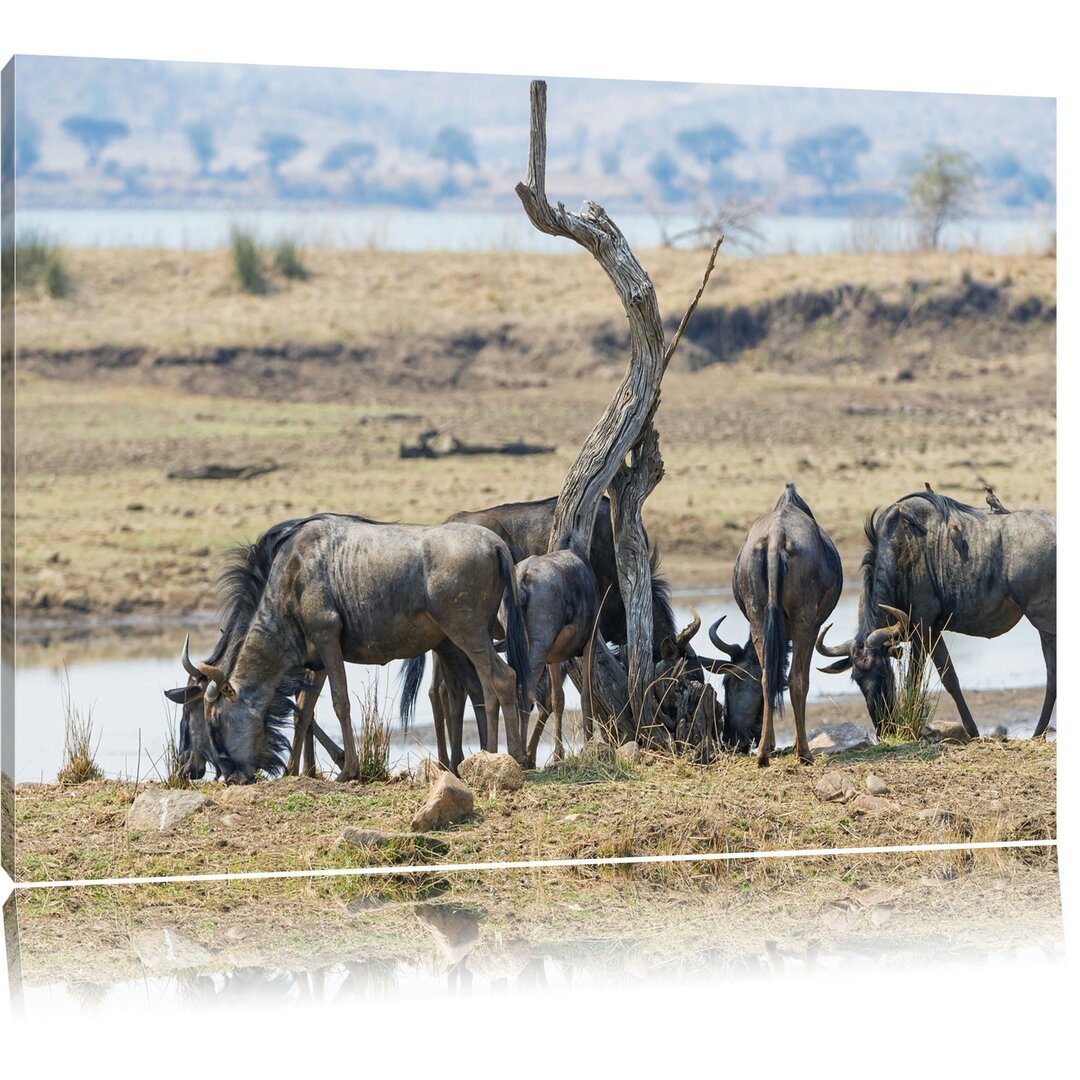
[167,482,1056,784]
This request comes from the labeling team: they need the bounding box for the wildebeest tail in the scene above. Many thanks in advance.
[761,535,789,712]
[399,654,427,732]
[498,546,531,714]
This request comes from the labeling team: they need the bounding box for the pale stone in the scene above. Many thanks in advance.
[410,772,475,831]
[458,751,526,792]
[807,722,874,754]
[865,773,890,795]
[814,771,857,803]
[131,928,214,973]
[921,716,972,744]
[126,789,209,832]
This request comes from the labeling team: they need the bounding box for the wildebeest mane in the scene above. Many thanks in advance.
[858,491,983,639]
[209,512,385,775]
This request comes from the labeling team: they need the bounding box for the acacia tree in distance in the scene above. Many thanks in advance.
[323,140,379,199]
[676,123,744,191]
[784,125,871,199]
[61,115,130,168]
[430,125,478,171]
[906,144,977,250]
[185,121,217,176]
[257,131,305,185]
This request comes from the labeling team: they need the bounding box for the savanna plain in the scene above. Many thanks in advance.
[9,242,1057,919]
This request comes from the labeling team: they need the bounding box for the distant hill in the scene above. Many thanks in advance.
[12,56,1056,215]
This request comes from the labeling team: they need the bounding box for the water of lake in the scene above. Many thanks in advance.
[12,592,1050,783]
[16,207,1055,256]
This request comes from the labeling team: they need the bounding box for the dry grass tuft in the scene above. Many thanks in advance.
[56,664,103,785]
[355,685,393,784]
[876,626,940,743]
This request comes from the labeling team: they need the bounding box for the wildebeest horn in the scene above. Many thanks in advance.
[675,606,701,649]
[815,623,854,658]
[708,616,741,658]
[181,634,206,680]
[867,603,910,648]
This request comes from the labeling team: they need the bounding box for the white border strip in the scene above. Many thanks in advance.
[12,838,1056,890]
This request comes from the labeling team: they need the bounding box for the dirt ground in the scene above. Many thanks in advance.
[9,850,1061,994]
[14,734,1056,888]
[11,247,1056,625]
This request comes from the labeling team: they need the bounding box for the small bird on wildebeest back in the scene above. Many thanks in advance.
[924,481,934,493]
[984,485,1009,514]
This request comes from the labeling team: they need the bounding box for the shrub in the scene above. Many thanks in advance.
[229,226,269,294]
[355,685,393,783]
[273,237,309,280]
[876,626,941,743]
[16,231,72,298]
[57,664,103,785]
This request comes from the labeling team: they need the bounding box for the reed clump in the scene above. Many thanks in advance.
[56,664,103,785]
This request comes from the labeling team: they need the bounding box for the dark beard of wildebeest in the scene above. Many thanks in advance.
[816,491,1057,738]
[721,484,843,766]
[398,495,683,771]
[168,513,530,783]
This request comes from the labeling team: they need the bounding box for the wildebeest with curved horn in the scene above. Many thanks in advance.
[703,615,766,754]
[729,484,843,766]
[173,513,530,783]
[816,490,1056,738]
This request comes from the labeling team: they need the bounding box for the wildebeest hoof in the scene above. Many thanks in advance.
[336,770,359,783]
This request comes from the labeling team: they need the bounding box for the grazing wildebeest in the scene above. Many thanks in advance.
[729,484,843,766]
[175,513,530,783]
[816,490,1056,738]
[401,496,680,770]
[703,615,767,754]
[165,518,342,780]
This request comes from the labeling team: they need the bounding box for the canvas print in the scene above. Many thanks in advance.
[0,58,1057,898]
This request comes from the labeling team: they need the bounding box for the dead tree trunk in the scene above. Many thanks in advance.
[516,80,721,742]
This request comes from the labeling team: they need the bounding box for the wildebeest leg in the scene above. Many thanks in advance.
[789,635,813,765]
[550,663,566,763]
[286,672,321,776]
[312,627,359,781]
[311,719,345,768]
[429,660,450,770]
[928,633,979,738]
[525,699,550,770]
[1033,629,1056,738]
[462,642,520,760]
[754,633,776,767]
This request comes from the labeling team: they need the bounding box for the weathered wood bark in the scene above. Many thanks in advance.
[516,80,722,739]
[515,82,669,561]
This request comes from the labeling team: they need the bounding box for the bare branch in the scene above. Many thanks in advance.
[663,232,724,373]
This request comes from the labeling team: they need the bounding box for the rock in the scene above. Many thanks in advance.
[410,772,475,831]
[131,928,214,973]
[984,724,1009,741]
[870,906,895,927]
[865,773,890,796]
[126,789,210,832]
[814,771,858,803]
[458,751,525,792]
[219,813,241,828]
[807,722,874,755]
[465,938,533,981]
[849,794,894,815]
[414,904,483,965]
[616,741,641,762]
[415,758,444,785]
[340,828,396,850]
[921,716,972,744]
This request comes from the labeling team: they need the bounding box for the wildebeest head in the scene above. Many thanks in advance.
[706,617,763,753]
[816,605,908,729]
[168,635,283,784]
[163,669,212,780]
